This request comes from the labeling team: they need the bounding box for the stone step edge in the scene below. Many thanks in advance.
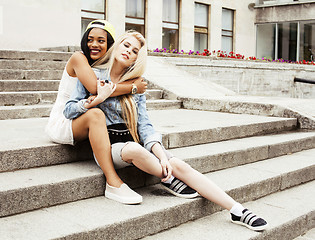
[0,89,162,94]
[142,180,315,240]
[0,50,72,61]
[0,99,181,120]
[0,154,313,239]
[182,97,315,130]
[0,145,314,218]
[0,119,300,172]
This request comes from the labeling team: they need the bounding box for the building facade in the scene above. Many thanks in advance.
[1,0,315,61]
[255,0,315,62]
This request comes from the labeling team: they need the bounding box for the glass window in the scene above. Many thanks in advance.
[162,0,179,49]
[163,0,178,23]
[195,3,208,28]
[256,24,276,60]
[299,21,315,61]
[162,28,179,50]
[126,0,145,18]
[278,22,297,61]
[221,8,234,53]
[81,0,105,36]
[81,0,104,13]
[194,33,208,52]
[194,3,208,52]
[125,0,145,37]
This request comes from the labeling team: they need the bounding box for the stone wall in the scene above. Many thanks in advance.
[155,54,315,99]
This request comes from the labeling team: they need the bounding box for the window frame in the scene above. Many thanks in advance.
[162,0,180,49]
[221,8,234,53]
[125,0,146,37]
[194,2,209,51]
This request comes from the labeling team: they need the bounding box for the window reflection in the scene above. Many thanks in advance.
[125,0,145,36]
[194,3,208,52]
[162,0,179,49]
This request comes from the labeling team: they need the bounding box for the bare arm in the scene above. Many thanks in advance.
[151,143,173,182]
[67,52,147,96]
[111,77,148,96]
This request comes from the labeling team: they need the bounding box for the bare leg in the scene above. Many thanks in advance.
[169,157,237,210]
[72,108,123,187]
[121,143,236,210]
[121,142,164,178]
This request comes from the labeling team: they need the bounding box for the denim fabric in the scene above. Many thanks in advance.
[63,68,162,151]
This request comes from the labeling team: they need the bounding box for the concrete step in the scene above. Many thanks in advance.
[0,69,63,80]
[294,228,315,240]
[0,89,163,106]
[0,80,162,93]
[0,91,57,106]
[0,153,314,239]
[143,180,315,240]
[0,80,60,92]
[0,110,298,172]
[1,131,314,218]
[0,59,66,70]
[0,50,72,61]
[0,98,177,120]
[0,104,53,120]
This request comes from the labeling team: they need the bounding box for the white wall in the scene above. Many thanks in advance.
[0,0,81,50]
[178,0,256,56]
[106,0,125,39]
[146,0,163,50]
[0,0,256,56]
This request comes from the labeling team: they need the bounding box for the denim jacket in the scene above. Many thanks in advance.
[63,68,162,151]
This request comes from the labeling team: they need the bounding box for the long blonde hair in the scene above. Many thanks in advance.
[95,30,147,143]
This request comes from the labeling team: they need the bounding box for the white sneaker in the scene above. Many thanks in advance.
[105,182,143,204]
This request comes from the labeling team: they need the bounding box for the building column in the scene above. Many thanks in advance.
[179,0,194,51]
[146,0,163,50]
[106,0,126,38]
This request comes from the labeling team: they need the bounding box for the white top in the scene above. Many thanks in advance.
[45,66,78,145]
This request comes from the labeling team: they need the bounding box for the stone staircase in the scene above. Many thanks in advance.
[0,50,181,120]
[0,50,314,240]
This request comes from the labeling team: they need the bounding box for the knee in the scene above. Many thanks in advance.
[122,142,145,158]
[170,158,192,174]
[86,108,106,125]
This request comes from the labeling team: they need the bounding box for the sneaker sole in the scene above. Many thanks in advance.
[231,219,268,231]
[105,191,143,205]
[161,184,199,199]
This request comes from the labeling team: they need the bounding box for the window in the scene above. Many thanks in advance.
[221,8,234,53]
[256,21,315,62]
[194,3,209,52]
[299,21,315,61]
[162,0,179,50]
[81,0,105,35]
[256,24,276,60]
[278,22,298,61]
[125,0,145,36]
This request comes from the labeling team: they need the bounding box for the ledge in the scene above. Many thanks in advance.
[254,0,315,8]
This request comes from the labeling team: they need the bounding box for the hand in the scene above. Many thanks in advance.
[86,95,97,104]
[133,77,147,94]
[97,80,116,101]
[160,158,173,182]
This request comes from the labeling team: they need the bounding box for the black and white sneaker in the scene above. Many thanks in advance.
[231,209,268,231]
[161,177,199,199]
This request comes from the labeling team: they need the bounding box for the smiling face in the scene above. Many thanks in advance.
[87,28,108,61]
[114,36,141,69]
